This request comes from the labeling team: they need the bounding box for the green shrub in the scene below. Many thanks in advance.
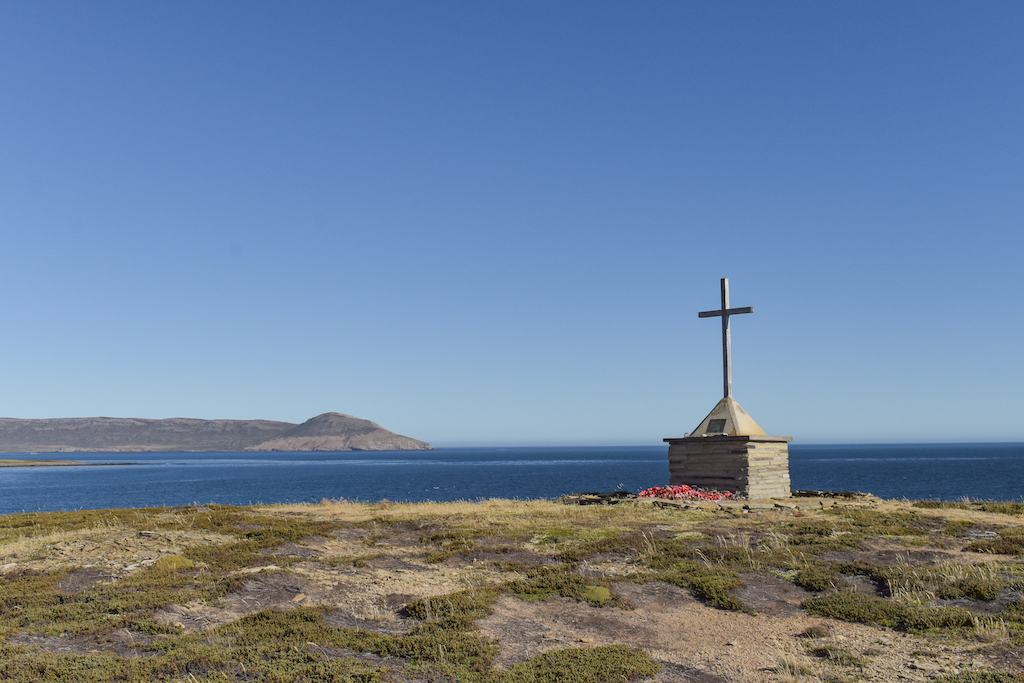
[212,606,499,671]
[943,519,975,536]
[912,501,1024,518]
[837,509,928,537]
[966,536,1024,555]
[153,555,194,570]
[583,585,613,606]
[794,563,844,592]
[659,560,746,611]
[803,592,976,631]
[935,672,1024,683]
[780,518,859,551]
[914,501,970,510]
[845,563,1005,603]
[0,562,227,636]
[419,529,482,562]
[799,623,832,638]
[899,604,976,631]
[936,577,1002,601]
[404,586,499,629]
[803,592,906,627]
[505,566,613,607]
[0,651,141,683]
[495,645,659,683]
[810,645,863,667]
[556,533,683,565]
[1000,599,1024,623]
[367,622,498,670]
[977,503,1024,516]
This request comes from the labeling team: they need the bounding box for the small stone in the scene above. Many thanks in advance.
[291,593,306,603]
[579,637,594,643]
[726,641,736,646]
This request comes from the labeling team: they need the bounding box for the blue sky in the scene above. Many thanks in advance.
[1,2,1021,445]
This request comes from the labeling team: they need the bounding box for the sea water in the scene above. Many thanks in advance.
[0,443,1022,514]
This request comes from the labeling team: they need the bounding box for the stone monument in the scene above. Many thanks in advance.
[664,278,792,498]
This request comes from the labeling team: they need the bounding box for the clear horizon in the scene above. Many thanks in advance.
[1,2,1022,444]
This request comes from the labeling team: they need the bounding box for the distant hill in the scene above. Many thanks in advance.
[244,413,430,452]
[0,413,432,453]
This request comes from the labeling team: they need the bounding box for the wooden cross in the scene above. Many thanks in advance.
[698,278,753,399]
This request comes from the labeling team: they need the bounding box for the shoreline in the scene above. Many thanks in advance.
[0,459,141,468]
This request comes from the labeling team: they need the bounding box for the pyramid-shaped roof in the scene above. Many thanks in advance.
[690,397,765,437]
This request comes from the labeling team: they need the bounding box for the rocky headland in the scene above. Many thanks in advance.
[0,412,432,453]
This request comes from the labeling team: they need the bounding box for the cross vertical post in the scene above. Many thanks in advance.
[721,278,732,398]
[698,278,753,399]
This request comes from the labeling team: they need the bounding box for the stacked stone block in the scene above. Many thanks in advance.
[663,435,792,499]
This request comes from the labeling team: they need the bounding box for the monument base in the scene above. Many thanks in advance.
[663,435,792,499]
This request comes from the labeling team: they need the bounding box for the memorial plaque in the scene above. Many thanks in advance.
[706,419,727,434]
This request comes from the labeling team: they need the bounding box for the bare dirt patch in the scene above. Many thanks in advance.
[733,572,814,616]
[0,527,235,575]
[54,567,117,593]
[261,541,321,558]
[476,585,991,683]
[362,555,424,571]
[443,548,558,568]
[153,570,321,631]
[10,629,158,657]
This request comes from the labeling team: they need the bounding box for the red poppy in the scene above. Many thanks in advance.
[637,484,734,501]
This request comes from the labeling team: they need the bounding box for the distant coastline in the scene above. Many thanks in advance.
[0,412,432,453]
[0,459,140,467]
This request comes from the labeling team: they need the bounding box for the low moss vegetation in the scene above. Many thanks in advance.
[803,592,979,631]
[0,579,660,683]
[915,501,1024,517]
[935,673,1024,683]
[0,562,231,636]
[809,644,865,667]
[794,562,845,592]
[966,533,1024,556]
[497,645,659,683]
[505,565,615,606]
[1,497,1023,681]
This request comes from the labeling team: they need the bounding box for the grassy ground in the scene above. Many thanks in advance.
[0,496,1022,682]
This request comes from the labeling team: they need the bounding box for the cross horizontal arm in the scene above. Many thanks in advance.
[698,306,754,318]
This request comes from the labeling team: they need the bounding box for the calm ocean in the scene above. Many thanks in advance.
[1,443,1022,514]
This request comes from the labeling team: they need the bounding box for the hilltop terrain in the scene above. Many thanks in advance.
[245,412,431,452]
[0,412,432,452]
[0,496,1022,682]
